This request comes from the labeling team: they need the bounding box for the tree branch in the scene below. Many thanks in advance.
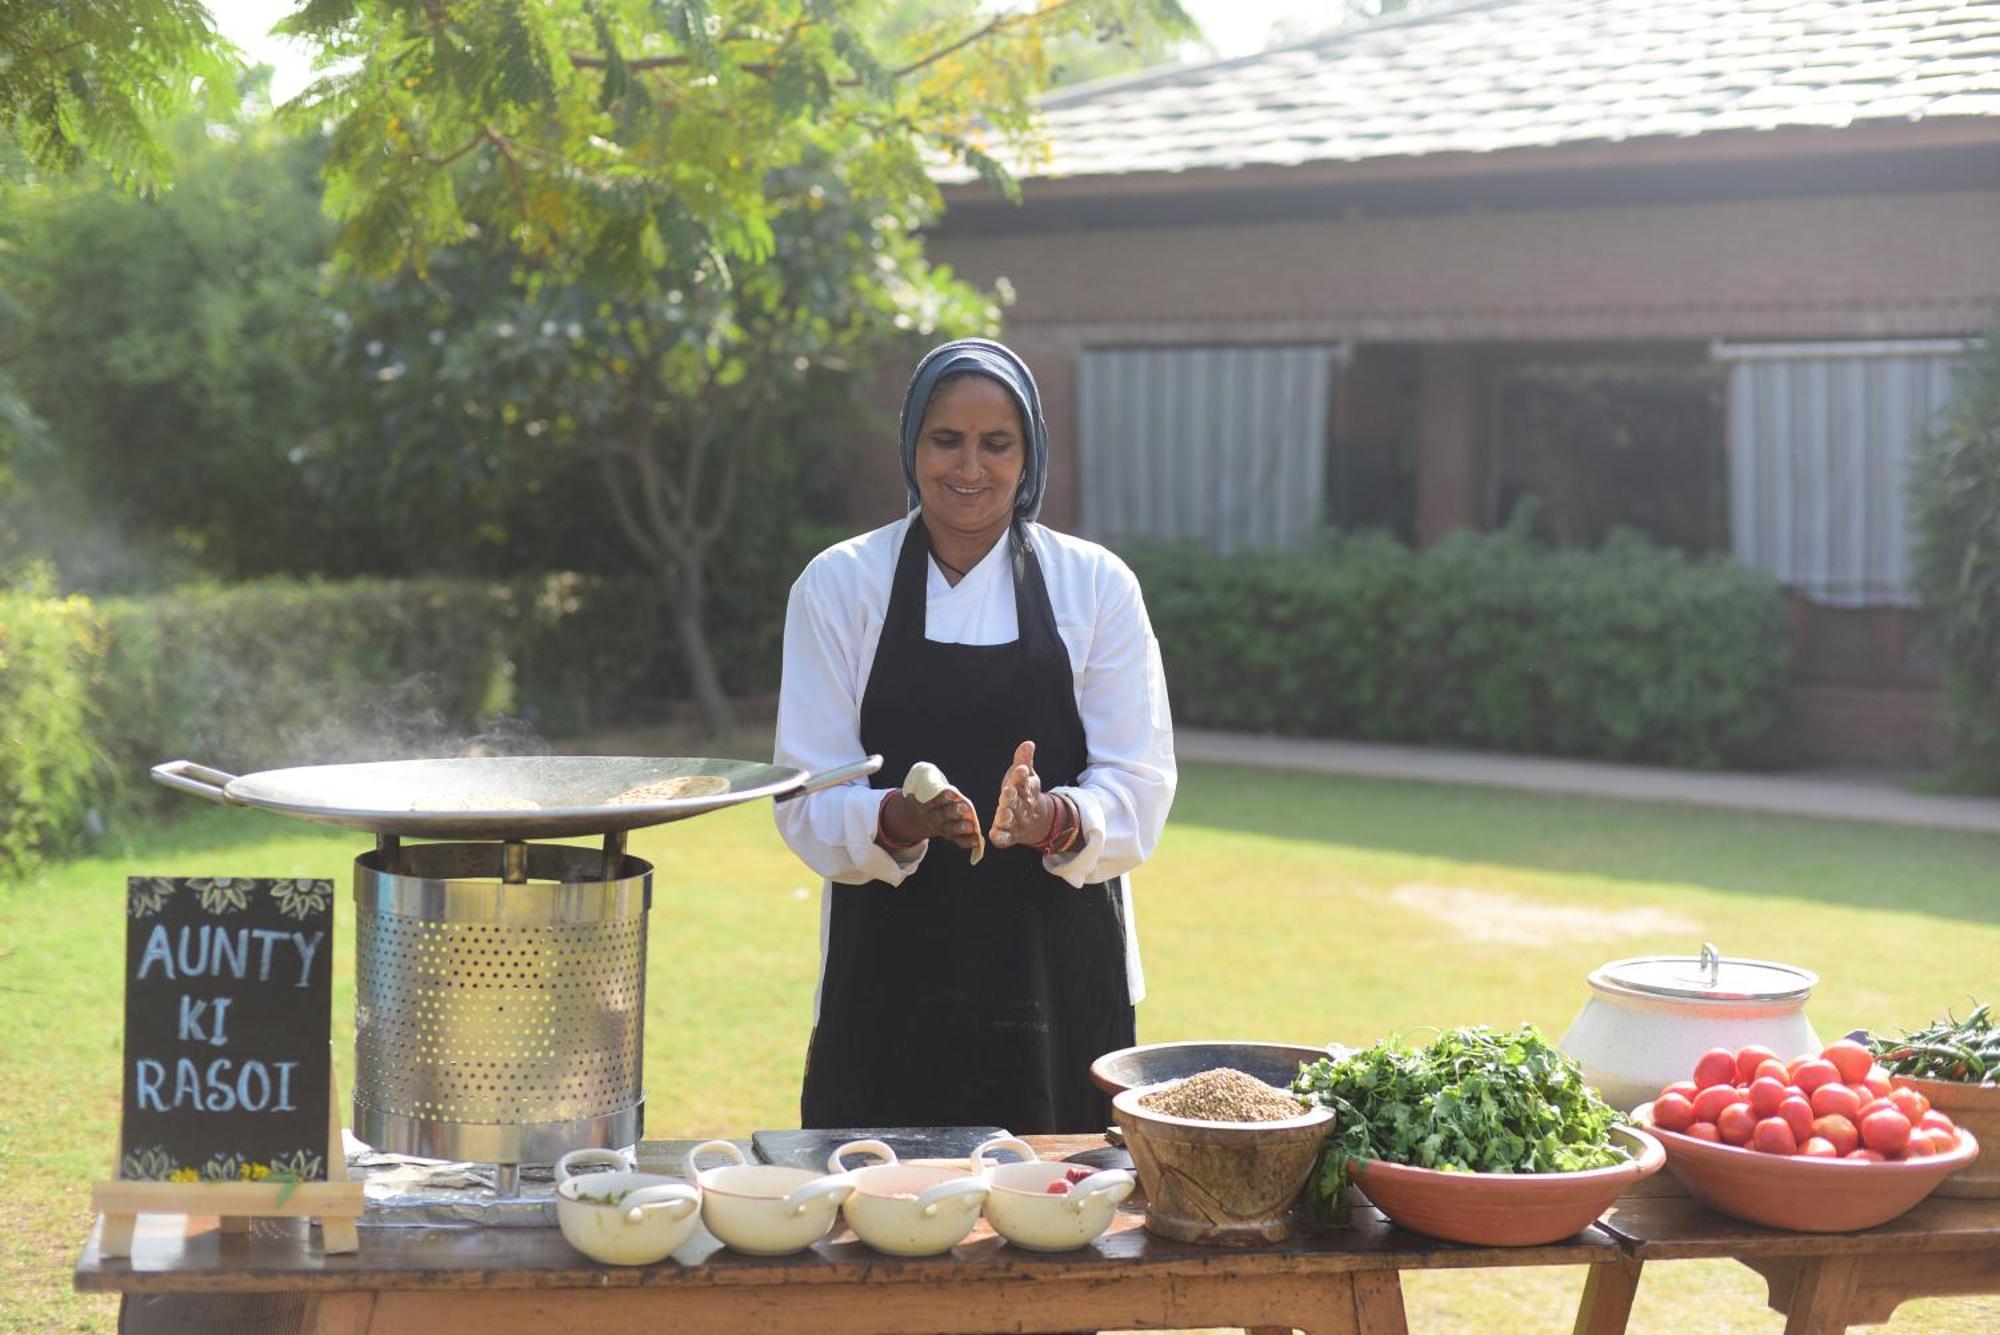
[481,124,528,217]
[569,51,776,77]
[596,452,667,568]
[888,0,1092,80]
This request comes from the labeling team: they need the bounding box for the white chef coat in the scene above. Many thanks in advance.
[773,513,1176,1010]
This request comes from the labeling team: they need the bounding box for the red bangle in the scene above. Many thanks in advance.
[1035,794,1082,857]
[876,789,922,851]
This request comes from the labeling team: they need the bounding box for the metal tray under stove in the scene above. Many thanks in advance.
[152,754,879,840]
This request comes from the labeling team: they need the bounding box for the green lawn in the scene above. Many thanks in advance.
[3,762,1997,1332]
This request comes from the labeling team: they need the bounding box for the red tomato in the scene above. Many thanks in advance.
[1792,1059,1840,1094]
[1691,1085,1741,1125]
[1652,1092,1696,1132]
[1754,1059,1790,1084]
[1801,1137,1838,1158]
[1695,1048,1739,1089]
[1778,1096,1815,1145]
[1663,1080,1700,1102]
[1748,1076,1788,1118]
[1811,1114,1859,1157]
[1687,1121,1721,1142]
[1717,1104,1758,1146]
[1888,1087,1931,1122]
[1923,1128,1961,1155]
[1044,1180,1071,1194]
[1734,1046,1780,1084]
[1821,1040,1873,1084]
[1809,1083,1861,1122]
[1863,1069,1893,1099]
[1752,1117,1798,1156]
[1859,1097,1894,1122]
[1860,1108,1912,1154]
[1846,1149,1886,1162]
[1903,1132,1938,1158]
[1920,1110,1958,1137]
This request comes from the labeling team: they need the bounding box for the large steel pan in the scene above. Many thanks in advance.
[151,753,881,840]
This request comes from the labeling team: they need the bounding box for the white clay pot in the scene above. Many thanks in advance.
[681,1139,855,1256]
[1559,943,1821,1112]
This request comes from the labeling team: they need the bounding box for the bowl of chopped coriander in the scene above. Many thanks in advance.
[1111,1068,1336,1245]
[1291,1024,1663,1247]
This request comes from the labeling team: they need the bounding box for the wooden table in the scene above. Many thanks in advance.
[1580,1174,2000,1335]
[77,1133,1625,1335]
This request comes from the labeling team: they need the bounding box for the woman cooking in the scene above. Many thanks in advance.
[772,337,1176,1135]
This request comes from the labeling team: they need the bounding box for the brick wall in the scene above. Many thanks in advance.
[930,191,2000,345]
[862,187,2000,768]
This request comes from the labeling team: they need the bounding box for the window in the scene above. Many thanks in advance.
[1717,340,1972,608]
[1076,345,1339,553]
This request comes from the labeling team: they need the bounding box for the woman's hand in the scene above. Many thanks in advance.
[878,788,981,854]
[989,740,1056,849]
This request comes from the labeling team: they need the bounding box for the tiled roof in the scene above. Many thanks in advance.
[1007,0,2000,182]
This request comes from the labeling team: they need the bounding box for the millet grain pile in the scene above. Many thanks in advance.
[1138,1068,1305,1122]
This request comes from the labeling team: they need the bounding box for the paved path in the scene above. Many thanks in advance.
[1177,729,2000,834]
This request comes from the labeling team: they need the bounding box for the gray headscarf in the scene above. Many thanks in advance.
[897,338,1049,524]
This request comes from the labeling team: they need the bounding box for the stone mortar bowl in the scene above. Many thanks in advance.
[1110,1083,1335,1245]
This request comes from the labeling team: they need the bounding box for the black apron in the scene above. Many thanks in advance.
[800,519,1135,1135]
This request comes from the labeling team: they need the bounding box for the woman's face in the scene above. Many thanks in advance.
[914,375,1026,543]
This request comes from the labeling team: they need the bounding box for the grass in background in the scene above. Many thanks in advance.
[3,762,1996,1332]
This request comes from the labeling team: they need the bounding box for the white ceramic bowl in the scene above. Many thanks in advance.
[981,1159,1136,1251]
[554,1149,702,1266]
[682,1139,854,1256]
[828,1138,990,1257]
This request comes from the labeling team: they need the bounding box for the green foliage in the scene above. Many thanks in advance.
[1128,523,1791,767]
[0,569,106,878]
[877,0,1185,89]
[91,571,801,782]
[309,145,996,734]
[1912,332,2000,789]
[1291,1025,1628,1216]
[283,0,1195,285]
[0,566,833,866]
[0,114,334,587]
[0,0,237,190]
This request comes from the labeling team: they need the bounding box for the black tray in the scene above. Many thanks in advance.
[752,1126,1010,1172]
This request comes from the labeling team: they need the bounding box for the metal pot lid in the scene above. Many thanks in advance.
[1591,942,1818,1003]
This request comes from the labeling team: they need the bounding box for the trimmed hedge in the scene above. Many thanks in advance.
[2,526,1795,874]
[1126,525,1792,768]
[95,571,797,778]
[0,579,107,878]
[2,568,803,870]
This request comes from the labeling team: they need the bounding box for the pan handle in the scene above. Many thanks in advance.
[775,755,883,803]
[150,760,245,805]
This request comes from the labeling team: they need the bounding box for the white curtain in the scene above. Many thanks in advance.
[1076,345,1337,553]
[1719,340,1971,608]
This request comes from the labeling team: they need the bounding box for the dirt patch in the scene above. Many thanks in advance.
[1390,883,1702,946]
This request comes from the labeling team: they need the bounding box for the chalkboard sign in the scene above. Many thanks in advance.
[118,877,334,1185]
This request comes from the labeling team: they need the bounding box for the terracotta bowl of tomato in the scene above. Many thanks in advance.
[1352,1126,1665,1248]
[1632,1101,1981,1231]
